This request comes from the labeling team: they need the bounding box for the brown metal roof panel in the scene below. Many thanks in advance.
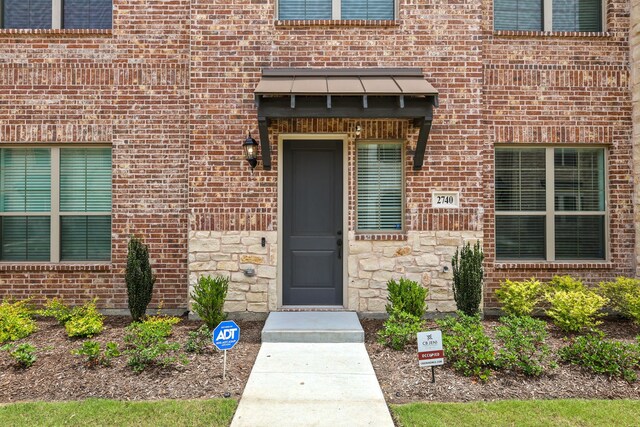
[393,76,439,95]
[360,76,402,94]
[263,68,424,77]
[290,76,328,94]
[255,77,294,94]
[326,77,365,94]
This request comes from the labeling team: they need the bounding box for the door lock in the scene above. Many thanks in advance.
[337,238,343,259]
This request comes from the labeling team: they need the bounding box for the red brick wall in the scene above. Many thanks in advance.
[0,0,633,311]
[482,0,633,308]
[0,1,191,309]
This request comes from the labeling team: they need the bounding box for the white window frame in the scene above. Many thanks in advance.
[355,140,405,233]
[276,0,398,20]
[495,146,609,262]
[494,0,606,32]
[0,145,112,263]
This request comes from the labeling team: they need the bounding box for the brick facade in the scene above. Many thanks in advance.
[0,1,635,314]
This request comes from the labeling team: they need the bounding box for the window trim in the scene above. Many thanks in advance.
[355,139,405,234]
[0,144,112,264]
[276,0,398,21]
[494,145,609,263]
[494,0,607,33]
[0,0,112,30]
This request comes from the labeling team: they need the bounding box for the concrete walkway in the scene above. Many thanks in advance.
[231,313,394,427]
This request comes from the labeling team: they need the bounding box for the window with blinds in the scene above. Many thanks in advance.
[279,0,394,20]
[495,147,606,261]
[63,0,112,30]
[357,142,403,231]
[1,0,112,29]
[0,147,112,263]
[494,0,602,32]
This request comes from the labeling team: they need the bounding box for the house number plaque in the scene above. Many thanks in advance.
[431,191,460,209]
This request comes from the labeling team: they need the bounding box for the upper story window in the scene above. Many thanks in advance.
[1,0,112,29]
[278,0,395,20]
[494,0,602,32]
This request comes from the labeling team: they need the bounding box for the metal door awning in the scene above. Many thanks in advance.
[254,68,438,170]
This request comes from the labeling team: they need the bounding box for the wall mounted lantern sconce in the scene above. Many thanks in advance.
[242,131,259,170]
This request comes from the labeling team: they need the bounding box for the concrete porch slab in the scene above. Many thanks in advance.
[261,311,364,343]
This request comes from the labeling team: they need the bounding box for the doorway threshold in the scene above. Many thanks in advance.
[279,306,348,312]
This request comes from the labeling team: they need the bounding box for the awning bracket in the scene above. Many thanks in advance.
[258,117,271,170]
[413,118,432,170]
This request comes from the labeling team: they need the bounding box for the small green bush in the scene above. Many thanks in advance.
[124,318,185,373]
[2,343,37,368]
[72,340,120,367]
[385,278,427,318]
[140,315,181,338]
[184,325,211,354]
[0,299,37,344]
[547,275,586,293]
[126,236,156,322]
[64,300,104,338]
[451,241,484,316]
[559,333,640,382]
[495,315,554,376]
[436,312,495,381]
[377,308,425,351]
[39,298,74,325]
[599,277,640,324]
[545,290,607,333]
[495,278,543,317]
[191,275,229,331]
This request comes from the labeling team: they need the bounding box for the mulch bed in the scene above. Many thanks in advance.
[363,318,640,404]
[0,316,263,403]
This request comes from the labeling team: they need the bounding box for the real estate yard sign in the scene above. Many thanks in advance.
[417,330,444,367]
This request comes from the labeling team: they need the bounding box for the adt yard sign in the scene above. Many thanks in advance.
[213,320,240,351]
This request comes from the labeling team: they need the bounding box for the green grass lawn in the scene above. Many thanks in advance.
[391,399,640,427]
[0,398,237,427]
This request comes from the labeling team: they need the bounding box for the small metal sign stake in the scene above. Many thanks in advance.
[213,320,241,383]
[417,330,444,384]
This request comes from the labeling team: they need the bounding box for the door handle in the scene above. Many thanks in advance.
[337,238,343,259]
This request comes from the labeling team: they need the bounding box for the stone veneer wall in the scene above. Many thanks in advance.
[633,0,640,275]
[188,228,481,315]
[188,230,278,316]
[349,231,483,315]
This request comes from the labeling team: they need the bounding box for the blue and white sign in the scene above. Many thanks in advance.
[212,320,240,351]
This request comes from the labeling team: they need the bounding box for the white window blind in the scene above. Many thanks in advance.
[357,142,403,231]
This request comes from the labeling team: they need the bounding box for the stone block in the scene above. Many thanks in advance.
[367,298,386,312]
[247,302,268,312]
[189,238,220,253]
[221,235,241,244]
[224,300,247,312]
[246,292,267,302]
[359,289,379,298]
[372,270,396,282]
[241,237,261,246]
[257,265,277,279]
[250,283,269,293]
[358,270,373,279]
[415,253,440,267]
[226,291,246,301]
[231,271,257,284]
[189,261,217,271]
[379,258,396,270]
[437,237,463,247]
[393,246,412,257]
[350,278,370,289]
[359,258,380,271]
[248,244,268,254]
[217,261,239,271]
[241,255,264,264]
[349,241,372,255]
[195,252,211,262]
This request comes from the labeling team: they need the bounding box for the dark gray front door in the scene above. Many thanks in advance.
[283,139,343,305]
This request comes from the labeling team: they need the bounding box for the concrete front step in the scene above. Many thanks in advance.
[261,311,364,343]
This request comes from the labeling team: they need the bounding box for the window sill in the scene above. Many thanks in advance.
[0,263,111,272]
[355,233,407,241]
[493,30,611,38]
[0,29,112,37]
[275,20,399,28]
[494,261,614,270]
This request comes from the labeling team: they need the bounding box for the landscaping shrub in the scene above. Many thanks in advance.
[126,236,156,322]
[599,277,640,324]
[494,315,554,376]
[72,340,120,367]
[435,312,495,381]
[124,317,185,373]
[495,278,543,317]
[140,315,181,338]
[184,325,212,354]
[377,308,425,351]
[545,290,607,333]
[190,275,229,331]
[0,299,37,344]
[385,278,427,318]
[451,241,484,316]
[546,275,586,293]
[65,300,104,338]
[40,298,74,325]
[2,343,37,368]
[559,333,640,382]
